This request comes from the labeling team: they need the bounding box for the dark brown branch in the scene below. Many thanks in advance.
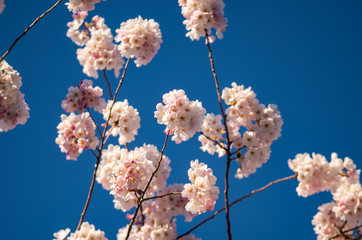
[142,192,182,202]
[177,174,297,239]
[125,131,170,239]
[76,59,131,230]
[103,70,113,100]
[329,223,362,240]
[205,31,233,240]
[0,0,64,63]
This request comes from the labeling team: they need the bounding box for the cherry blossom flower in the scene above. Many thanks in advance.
[55,112,99,160]
[0,61,29,132]
[115,16,163,67]
[66,0,104,13]
[178,0,227,41]
[67,222,108,240]
[182,160,219,214]
[102,99,140,145]
[61,80,106,113]
[155,89,206,143]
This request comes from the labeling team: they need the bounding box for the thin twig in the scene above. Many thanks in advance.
[76,59,131,230]
[125,132,170,240]
[205,31,233,240]
[142,192,182,202]
[103,70,113,100]
[329,224,362,240]
[124,143,130,152]
[0,0,64,63]
[198,131,227,150]
[177,174,297,239]
[87,107,102,136]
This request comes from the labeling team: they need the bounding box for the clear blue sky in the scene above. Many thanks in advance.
[1,0,362,239]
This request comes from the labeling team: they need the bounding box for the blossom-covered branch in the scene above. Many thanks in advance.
[177,174,297,239]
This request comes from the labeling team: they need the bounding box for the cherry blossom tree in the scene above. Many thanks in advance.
[1,1,361,240]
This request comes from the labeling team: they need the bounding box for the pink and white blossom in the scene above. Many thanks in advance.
[102,99,140,145]
[61,80,106,113]
[66,11,90,46]
[115,16,162,67]
[0,61,29,132]
[77,16,124,79]
[155,89,206,143]
[182,160,219,214]
[66,0,104,13]
[178,0,227,41]
[67,222,108,240]
[55,112,99,160]
[0,0,5,14]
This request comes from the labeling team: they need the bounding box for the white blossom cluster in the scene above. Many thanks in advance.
[66,11,90,46]
[53,222,107,240]
[61,80,106,113]
[150,184,196,222]
[102,99,140,145]
[0,61,29,132]
[117,220,177,240]
[178,0,227,41]
[0,0,5,14]
[155,89,206,144]
[182,160,219,214]
[198,83,283,179]
[66,0,104,13]
[115,16,162,67]
[97,144,171,211]
[76,16,124,79]
[289,153,362,239]
[55,112,99,160]
[198,113,225,157]
[288,153,360,197]
[311,202,353,240]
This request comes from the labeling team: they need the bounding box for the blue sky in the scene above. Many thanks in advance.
[0,0,362,239]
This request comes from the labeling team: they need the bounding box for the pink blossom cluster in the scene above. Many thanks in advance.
[66,11,90,46]
[117,220,177,240]
[182,160,219,214]
[149,184,196,222]
[311,202,354,240]
[77,16,124,79]
[115,16,163,67]
[288,153,360,197]
[0,0,5,14]
[0,60,29,132]
[97,144,171,211]
[61,80,106,113]
[55,112,99,160]
[155,89,206,144]
[102,99,140,145]
[198,83,283,179]
[66,0,104,13]
[54,222,107,240]
[289,153,361,239]
[178,0,227,41]
[198,113,226,157]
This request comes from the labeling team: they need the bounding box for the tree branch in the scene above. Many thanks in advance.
[205,31,233,240]
[177,174,297,239]
[0,0,64,63]
[125,131,170,239]
[76,59,131,230]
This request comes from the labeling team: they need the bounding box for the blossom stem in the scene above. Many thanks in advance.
[125,131,170,240]
[0,0,64,63]
[142,192,182,202]
[205,31,233,240]
[198,131,227,150]
[87,107,102,136]
[76,58,131,230]
[103,70,113,100]
[176,174,297,239]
